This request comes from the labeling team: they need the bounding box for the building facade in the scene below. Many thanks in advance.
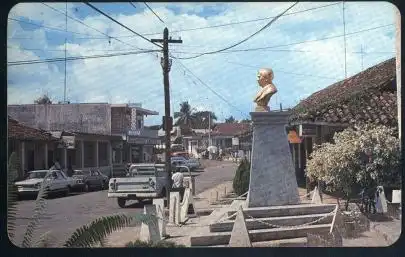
[287,58,398,188]
[8,103,160,176]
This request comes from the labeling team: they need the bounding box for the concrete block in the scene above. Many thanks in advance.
[153,198,167,238]
[229,206,252,247]
[139,204,160,243]
[392,190,401,204]
[247,111,300,208]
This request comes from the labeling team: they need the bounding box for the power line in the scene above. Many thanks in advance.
[174,2,299,60]
[107,2,343,37]
[225,61,341,80]
[84,2,163,49]
[173,23,394,57]
[7,49,159,66]
[174,60,250,119]
[143,2,165,24]
[8,17,96,36]
[10,2,339,41]
[42,2,147,51]
[129,2,137,10]
[342,1,347,78]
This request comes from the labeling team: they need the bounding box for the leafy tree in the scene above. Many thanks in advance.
[193,111,217,129]
[225,116,236,123]
[233,158,251,196]
[34,94,52,104]
[306,124,401,210]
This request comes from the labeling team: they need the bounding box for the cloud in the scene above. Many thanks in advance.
[7,2,396,125]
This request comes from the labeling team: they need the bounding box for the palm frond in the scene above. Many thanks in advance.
[21,175,51,248]
[63,213,157,248]
[7,152,19,241]
[32,231,55,247]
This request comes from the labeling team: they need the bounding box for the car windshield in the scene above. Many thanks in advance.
[28,171,48,179]
[73,171,89,176]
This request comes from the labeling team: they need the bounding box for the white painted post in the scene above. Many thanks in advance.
[153,199,167,238]
[44,143,48,169]
[80,140,85,169]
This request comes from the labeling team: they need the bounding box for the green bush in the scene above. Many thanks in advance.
[125,240,185,248]
[232,158,250,196]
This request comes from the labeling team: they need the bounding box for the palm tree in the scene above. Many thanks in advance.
[7,152,156,248]
[174,101,196,128]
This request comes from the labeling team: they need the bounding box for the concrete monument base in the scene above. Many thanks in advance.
[246,111,300,208]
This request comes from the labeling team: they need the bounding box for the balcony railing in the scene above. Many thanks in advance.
[127,128,158,138]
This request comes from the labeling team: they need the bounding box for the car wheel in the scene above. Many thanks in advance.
[117,198,126,208]
[84,183,90,192]
[64,186,70,197]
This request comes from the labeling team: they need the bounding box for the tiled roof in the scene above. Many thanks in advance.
[8,116,58,141]
[211,123,251,136]
[289,58,397,126]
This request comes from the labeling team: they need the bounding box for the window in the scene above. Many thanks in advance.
[137,119,142,129]
[98,142,108,166]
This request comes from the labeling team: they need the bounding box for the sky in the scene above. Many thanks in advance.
[7,2,398,125]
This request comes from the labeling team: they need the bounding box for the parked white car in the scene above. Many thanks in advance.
[171,156,200,169]
[108,163,170,208]
[15,170,72,198]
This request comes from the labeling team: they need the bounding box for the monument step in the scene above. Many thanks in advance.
[207,237,308,247]
[210,213,333,232]
[190,223,331,246]
[227,204,336,219]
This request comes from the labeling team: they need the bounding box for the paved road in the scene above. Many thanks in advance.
[11,161,237,247]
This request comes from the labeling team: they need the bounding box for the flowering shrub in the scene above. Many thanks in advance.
[306,124,401,208]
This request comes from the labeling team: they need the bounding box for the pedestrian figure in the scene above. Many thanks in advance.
[171,168,185,201]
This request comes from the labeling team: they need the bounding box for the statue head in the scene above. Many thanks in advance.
[257,68,274,87]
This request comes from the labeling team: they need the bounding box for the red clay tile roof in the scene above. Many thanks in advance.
[289,58,397,126]
[8,117,58,141]
[211,123,251,136]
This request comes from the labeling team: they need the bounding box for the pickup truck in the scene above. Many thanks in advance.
[108,163,170,208]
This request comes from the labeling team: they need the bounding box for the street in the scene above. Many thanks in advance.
[11,161,237,247]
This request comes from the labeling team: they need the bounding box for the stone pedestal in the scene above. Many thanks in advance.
[246,111,300,208]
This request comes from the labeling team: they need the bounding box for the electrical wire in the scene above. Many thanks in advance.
[7,49,160,66]
[41,3,146,51]
[8,17,96,36]
[173,23,394,57]
[174,2,299,60]
[225,61,341,80]
[84,2,163,49]
[143,2,165,24]
[173,60,250,119]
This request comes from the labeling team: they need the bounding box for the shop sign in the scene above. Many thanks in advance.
[299,124,317,137]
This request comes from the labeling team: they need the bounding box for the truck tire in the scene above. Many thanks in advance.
[117,198,126,208]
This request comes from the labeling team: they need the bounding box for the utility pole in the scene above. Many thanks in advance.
[151,28,182,207]
[64,1,68,103]
[208,112,211,146]
[395,7,401,141]
[360,45,364,71]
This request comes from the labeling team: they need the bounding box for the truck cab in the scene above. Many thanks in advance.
[108,163,169,208]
